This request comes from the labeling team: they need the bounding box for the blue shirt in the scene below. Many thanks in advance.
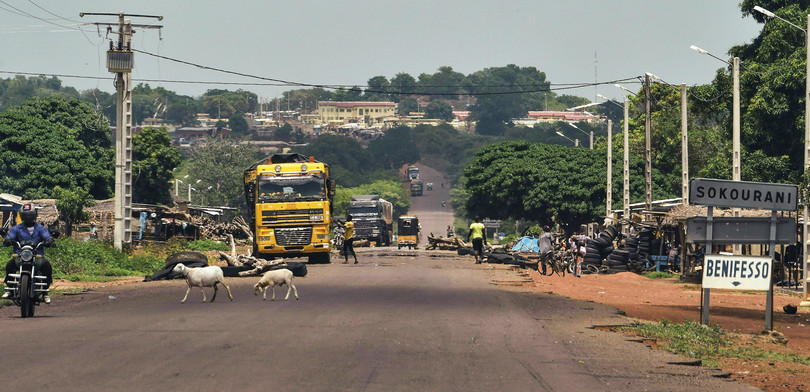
[5,223,52,255]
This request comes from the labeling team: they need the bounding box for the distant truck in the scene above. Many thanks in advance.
[410,179,424,196]
[406,165,419,181]
[348,195,393,246]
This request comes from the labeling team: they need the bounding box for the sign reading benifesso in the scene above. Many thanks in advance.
[702,254,772,291]
[689,178,798,211]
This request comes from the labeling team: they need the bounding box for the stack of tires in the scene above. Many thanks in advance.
[583,225,618,270]
[636,229,654,267]
[624,236,642,272]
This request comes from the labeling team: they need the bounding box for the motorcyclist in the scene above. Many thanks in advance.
[2,204,54,304]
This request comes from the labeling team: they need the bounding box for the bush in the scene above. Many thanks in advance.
[186,239,230,252]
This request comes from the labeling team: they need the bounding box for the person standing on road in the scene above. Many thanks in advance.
[538,225,553,275]
[467,217,487,264]
[342,214,358,264]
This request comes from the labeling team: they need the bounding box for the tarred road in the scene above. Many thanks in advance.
[0,252,757,391]
[405,164,454,238]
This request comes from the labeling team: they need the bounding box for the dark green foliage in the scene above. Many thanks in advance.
[463,140,674,233]
[0,96,114,199]
[333,180,410,218]
[185,239,230,252]
[185,139,263,207]
[425,100,454,121]
[133,127,182,205]
[228,115,249,136]
[53,186,94,237]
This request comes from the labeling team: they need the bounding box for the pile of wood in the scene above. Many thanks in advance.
[217,234,290,277]
[425,234,468,250]
[190,215,253,243]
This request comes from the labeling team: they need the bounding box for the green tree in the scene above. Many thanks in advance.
[365,76,390,100]
[389,72,417,102]
[424,100,454,121]
[133,127,182,205]
[228,114,249,136]
[184,140,263,207]
[275,123,293,141]
[0,96,114,199]
[367,126,420,170]
[333,180,410,218]
[53,186,94,237]
[397,97,418,116]
[463,140,673,234]
[297,134,369,187]
[465,64,550,136]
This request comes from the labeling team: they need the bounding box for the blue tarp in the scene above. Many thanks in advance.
[511,236,539,252]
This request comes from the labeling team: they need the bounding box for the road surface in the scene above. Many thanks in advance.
[0,251,757,391]
[406,164,454,238]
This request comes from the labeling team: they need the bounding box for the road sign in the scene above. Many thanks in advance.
[702,254,772,291]
[689,178,798,211]
[482,219,500,229]
[686,217,796,244]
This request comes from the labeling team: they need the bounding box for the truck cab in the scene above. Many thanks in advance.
[348,195,393,246]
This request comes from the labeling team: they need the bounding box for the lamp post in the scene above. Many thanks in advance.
[555,131,578,146]
[567,122,593,149]
[613,86,636,234]
[692,45,742,257]
[752,5,810,308]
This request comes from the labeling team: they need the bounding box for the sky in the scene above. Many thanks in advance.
[0,0,765,102]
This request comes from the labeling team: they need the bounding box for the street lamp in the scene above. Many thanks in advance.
[555,131,578,146]
[567,122,593,149]
[609,88,633,234]
[752,5,810,309]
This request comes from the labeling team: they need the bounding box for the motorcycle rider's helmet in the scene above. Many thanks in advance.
[20,203,36,227]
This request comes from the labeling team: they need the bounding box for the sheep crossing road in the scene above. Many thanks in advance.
[0,249,756,392]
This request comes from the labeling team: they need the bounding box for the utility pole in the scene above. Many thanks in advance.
[644,74,652,212]
[606,119,613,220]
[81,11,162,250]
[681,83,689,204]
[623,98,630,234]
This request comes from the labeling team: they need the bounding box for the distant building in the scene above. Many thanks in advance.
[526,111,603,123]
[317,101,396,126]
[172,127,231,145]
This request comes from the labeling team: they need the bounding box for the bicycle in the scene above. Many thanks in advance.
[544,250,567,277]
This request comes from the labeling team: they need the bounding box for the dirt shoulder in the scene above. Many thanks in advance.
[525,269,810,391]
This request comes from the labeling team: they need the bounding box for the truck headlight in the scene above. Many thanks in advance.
[310,215,324,221]
[317,234,330,240]
[259,236,271,242]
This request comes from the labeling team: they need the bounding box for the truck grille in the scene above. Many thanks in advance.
[262,209,324,224]
[275,227,312,246]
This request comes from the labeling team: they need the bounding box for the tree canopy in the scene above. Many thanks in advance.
[463,140,673,233]
[0,96,113,199]
[133,127,182,205]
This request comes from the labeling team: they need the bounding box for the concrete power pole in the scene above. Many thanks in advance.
[606,119,612,220]
[681,84,689,204]
[644,74,652,212]
[623,98,630,234]
[81,12,162,250]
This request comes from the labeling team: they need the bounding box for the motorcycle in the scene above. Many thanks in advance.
[0,229,58,318]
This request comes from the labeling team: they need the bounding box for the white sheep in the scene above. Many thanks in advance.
[253,268,298,301]
[172,263,234,303]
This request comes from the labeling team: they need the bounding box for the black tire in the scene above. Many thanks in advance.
[20,274,30,319]
[606,225,618,238]
[165,251,208,267]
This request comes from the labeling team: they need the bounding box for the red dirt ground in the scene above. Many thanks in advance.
[525,270,810,391]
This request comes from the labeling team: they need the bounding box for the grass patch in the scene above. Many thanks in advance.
[619,320,810,366]
[0,236,228,282]
[644,271,676,279]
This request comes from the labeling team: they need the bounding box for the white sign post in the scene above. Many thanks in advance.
[702,255,772,291]
[689,178,798,331]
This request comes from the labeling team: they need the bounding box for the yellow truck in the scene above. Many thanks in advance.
[244,153,335,263]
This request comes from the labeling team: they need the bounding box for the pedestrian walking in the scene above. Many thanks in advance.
[343,214,358,264]
[467,217,487,264]
[538,225,553,275]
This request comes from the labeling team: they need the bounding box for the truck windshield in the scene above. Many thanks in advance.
[349,206,379,216]
[258,176,325,202]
